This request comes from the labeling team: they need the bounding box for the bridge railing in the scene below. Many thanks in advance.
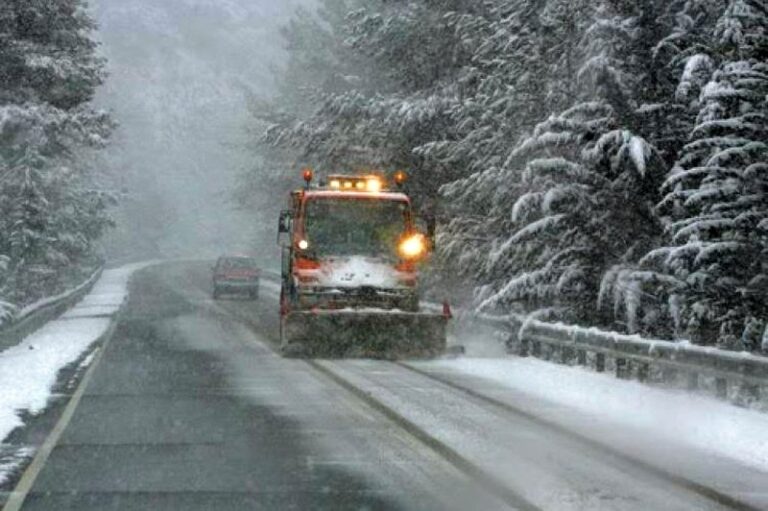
[471,313,768,408]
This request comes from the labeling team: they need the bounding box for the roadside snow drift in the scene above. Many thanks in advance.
[424,357,768,474]
[0,264,146,483]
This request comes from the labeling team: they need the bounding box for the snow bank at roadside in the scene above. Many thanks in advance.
[426,357,768,473]
[0,263,149,483]
[0,318,111,440]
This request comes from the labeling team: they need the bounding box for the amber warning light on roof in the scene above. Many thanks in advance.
[299,170,407,192]
[327,175,383,193]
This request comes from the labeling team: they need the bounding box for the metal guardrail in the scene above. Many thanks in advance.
[472,313,768,407]
[0,267,104,351]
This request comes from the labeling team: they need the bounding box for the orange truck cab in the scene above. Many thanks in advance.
[279,173,428,313]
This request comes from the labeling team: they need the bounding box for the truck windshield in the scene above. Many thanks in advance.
[304,198,409,258]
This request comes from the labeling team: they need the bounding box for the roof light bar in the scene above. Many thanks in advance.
[324,175,385,193]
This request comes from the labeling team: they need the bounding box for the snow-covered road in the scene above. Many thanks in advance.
[422,358,768,475]
[2,261,766,511]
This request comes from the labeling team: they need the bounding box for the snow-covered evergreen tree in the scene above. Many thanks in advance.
[442,0,671,325]
[419,0,552,187]
[447,103,664,324]
[648,0,768,348]
[0,0,113,310]
[257,0,479,205]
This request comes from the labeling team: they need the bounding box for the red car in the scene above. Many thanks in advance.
[212,256,260,300]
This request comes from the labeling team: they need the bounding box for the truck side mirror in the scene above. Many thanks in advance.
[277,210,292,246]
[426,217,436,243]
[417,215,437,249]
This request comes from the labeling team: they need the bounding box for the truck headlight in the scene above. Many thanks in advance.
[399,234,426,260]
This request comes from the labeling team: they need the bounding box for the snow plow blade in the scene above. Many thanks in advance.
[281,310,448,359]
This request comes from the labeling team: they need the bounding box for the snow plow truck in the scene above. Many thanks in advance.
[277,169,450,358]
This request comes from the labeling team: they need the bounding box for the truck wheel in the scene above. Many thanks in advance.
[250,287,259,300]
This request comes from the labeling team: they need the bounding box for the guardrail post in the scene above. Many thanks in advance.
[687,372,699,391]
[561,346,574,365]
[518,336,529,357]
[577,349,586,366]
[662,368,677,385]
[544,343,554,362]
[637,362,649,383]
[736,383,760,407]
[615,357,628,379]
[595,353,605,373]
[748,384,760,404]
[715,378,728,400]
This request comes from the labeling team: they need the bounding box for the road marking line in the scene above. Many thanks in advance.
[2,318,119,511]
[308,360,541,511]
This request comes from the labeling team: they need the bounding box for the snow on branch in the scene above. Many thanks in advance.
[511,192,544,223]
[677,54,714,100]
[693,241,748,265]
[672,217,738,242]
[507,214,567,245]
[522,158,587,182]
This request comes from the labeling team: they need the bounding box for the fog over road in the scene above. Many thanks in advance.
[15,263,763,511]
[91,0,311,262]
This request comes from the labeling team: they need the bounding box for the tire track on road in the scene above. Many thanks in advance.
[397,362,762,511]
[307,360,541,511]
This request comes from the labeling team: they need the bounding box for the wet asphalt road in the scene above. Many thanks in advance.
[17,262,505,511]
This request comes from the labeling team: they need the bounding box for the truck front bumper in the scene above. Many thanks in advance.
[281,308,448,358]
[294,286,418,311]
